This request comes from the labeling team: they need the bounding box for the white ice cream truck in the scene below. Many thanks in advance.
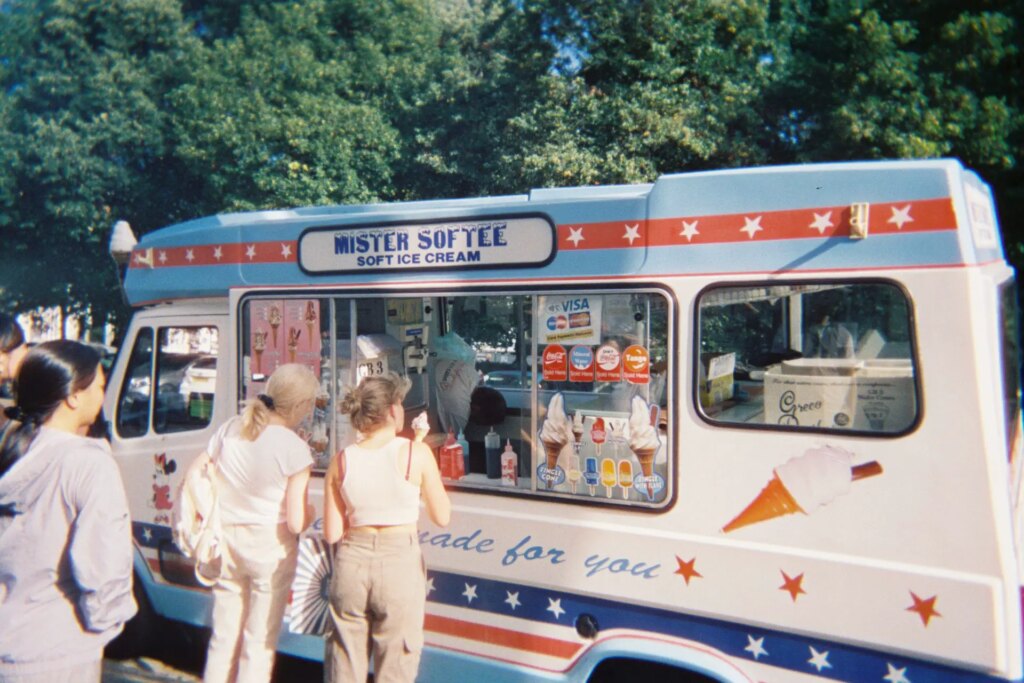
[105,159,1023,682]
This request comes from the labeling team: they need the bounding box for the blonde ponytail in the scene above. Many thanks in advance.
[240,397,273,441]
[240,363,319,440]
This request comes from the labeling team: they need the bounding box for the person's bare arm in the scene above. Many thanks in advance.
[285,467,314,535]
[417,443,451,527]
[323,454,346,543]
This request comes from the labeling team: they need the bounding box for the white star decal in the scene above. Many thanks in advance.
[425,577,435,595]
[504,591,521,610]
[142,527,153,542]
[245,244,257,260]
[888,205,913,230]
[213,246,223,260]
[566,227,585,247]
[679,220,700,242]
[280,243,292,258]
[185,249,195,262]
[807,647,831,672]
[809,211,833,235]
[740,216,763,239]
[622,223,641,245]
[158,250,168,264]
[883,663,911,683]
[744,635,768,660]
[462,583,478,604]
[546,598,565,620]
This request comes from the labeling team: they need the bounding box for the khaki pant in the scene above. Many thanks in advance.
[325,530,425,683]
[203,522,298,683]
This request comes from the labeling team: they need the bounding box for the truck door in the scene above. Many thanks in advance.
[104,311,228,586]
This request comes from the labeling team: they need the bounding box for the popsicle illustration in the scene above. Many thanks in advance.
[584,457,599,496]
[722,446,883,533]
[628,396,660,498]
[411,410,430,442]
[617,459,634,500]
[591,418,607,456]
[567,454,582,494]
[600,458,617,498]
[539,393,571,488]
[572,411,585,455]
[269,305,282,346]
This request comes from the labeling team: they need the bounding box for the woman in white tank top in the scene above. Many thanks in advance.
[323,373,451,683]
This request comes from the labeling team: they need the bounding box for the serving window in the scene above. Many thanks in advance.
[238,289,672,507]
[697,281,918,434]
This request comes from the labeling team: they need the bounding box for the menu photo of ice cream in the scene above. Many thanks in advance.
[283,299,323,375]
[246,300,286,397]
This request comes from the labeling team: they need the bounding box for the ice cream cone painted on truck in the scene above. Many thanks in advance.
[723,446,883,532]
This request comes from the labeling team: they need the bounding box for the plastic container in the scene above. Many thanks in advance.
[500,439,518,487]
[485,427,501,479]
[456,429,471,477]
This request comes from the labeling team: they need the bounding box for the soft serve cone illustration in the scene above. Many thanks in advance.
[539,393,571,488]
[722,445,883,532]
[628,396,660,498]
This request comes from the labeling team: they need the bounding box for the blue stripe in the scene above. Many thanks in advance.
[649,163,956,217]
[642,231,966,274]
[426,569,1013,683]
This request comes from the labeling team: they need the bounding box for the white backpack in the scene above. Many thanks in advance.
[172,447,223,587]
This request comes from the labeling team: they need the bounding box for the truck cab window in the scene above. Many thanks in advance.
[697,282,919,434]
[153,326,219,434]
[115,327,154,438]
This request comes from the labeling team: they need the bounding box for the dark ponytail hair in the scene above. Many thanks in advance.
[0,340,101,478]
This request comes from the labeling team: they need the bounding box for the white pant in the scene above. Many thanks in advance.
[203,522,298,683]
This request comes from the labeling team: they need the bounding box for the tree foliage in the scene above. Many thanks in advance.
[0,0,1020,326]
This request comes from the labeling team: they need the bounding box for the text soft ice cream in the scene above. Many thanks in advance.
[722,445,883,532]
[539,393,571,478]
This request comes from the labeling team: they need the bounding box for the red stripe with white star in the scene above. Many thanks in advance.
[130,240,298,268]
[560,198,956,249]
[129,198,956,268]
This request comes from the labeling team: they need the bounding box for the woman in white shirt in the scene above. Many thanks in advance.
[0,341,135,683]
[203,363,319,683]
[324,373,451,683]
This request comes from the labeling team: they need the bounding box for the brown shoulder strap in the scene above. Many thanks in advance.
[405,440,413,481]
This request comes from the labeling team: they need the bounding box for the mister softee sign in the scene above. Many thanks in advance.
[298,216,555,274]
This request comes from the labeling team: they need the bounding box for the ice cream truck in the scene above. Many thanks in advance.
[105,159,1023,682]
